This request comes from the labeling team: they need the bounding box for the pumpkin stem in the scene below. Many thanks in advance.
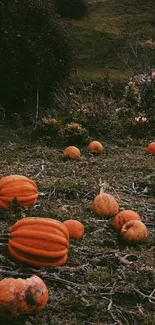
[99,179,108,195]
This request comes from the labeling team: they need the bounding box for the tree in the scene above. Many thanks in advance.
[0,0,75,114]
[53,0,88,19]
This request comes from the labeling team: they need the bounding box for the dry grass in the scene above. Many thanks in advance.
[0,127,155,325]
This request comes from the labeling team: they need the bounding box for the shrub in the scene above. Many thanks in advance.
[123,81,141,106]
[0,0,75,115]
[61,122,89,145]
[53,0,88,19]
[35,117,62,137]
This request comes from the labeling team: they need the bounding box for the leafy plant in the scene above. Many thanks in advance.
[35,117,62,138]
[62,122,89,145]
[123,81,141,106]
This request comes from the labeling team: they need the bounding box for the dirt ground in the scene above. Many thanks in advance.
[0,127,155,325]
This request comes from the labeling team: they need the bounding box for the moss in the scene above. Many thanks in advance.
[87,267,114,283]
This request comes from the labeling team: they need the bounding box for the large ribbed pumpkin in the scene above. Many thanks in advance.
[0,175,38,209]
[8,217,69,267]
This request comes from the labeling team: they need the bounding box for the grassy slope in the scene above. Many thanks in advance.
[0,128,155,325]
[69,0,155,82]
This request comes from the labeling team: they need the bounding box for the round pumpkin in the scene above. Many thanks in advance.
[92,189,119,218]
[146,142,155,154]
[0,175,38,209]
[63,219,84,239]
[113,210,141,232]
[63,146,81,159]
[88,141,103,153]
[8,217,69,267]
[121,220,148,244]
[0,275,48,319]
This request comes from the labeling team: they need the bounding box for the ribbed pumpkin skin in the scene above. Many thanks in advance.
[8,217,69,267]
[0,175,38,209]
[92,193,119,218]
[63,146,81,159]
[0,275,48,319]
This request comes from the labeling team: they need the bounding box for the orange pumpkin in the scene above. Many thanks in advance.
[92,184,119,218]
[63,219,84,239]
[0,275,48,319]
[8,217,69,267]
[113,210,141,232]
[88,141,103,153]
[121,220,148,243]
[146,142,155,154]
[0,175,38,209]
[63,146,81,159]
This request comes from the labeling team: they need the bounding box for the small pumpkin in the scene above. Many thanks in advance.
[113,210,141,232]
[8,217,69,267]
[121,220,148,244]
[63,146,81,159]
[63,219,84,239]
[0,175,38,209]
[92,182,119,218]
[0,275,48,319]
[132,116,148,126]
[88,141,103,153]
[146,142,155,154]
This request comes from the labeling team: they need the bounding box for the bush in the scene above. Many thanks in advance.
[0,0,75,114]
[53,0,88,19]
[61,122,89,145]
[34,117,62,138]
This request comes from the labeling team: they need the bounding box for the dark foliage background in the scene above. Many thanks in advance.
[53,0,88,19]
[0,0,75,114]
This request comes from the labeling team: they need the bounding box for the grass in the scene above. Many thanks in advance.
[69,0,155,82]
[0,127,155,324]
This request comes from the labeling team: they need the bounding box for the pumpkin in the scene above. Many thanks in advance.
[88,141,103,153]
[132,116,148,126]
[121,220,148,244]
[0,275,48,319]
[63,219,84,239]
[146,142,155,154]
[8,217,69,267]
[63,146,81,159]
[0,175,38,209]
[113,210,141,232]
[92,183,119,218]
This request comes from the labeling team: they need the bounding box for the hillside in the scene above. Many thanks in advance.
[0,2,155,325]
[69,0,155,82]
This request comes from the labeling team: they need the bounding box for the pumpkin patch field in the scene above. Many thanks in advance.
[0,127,154,325]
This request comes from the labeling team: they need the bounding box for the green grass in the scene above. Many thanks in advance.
[69,0,155,82]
